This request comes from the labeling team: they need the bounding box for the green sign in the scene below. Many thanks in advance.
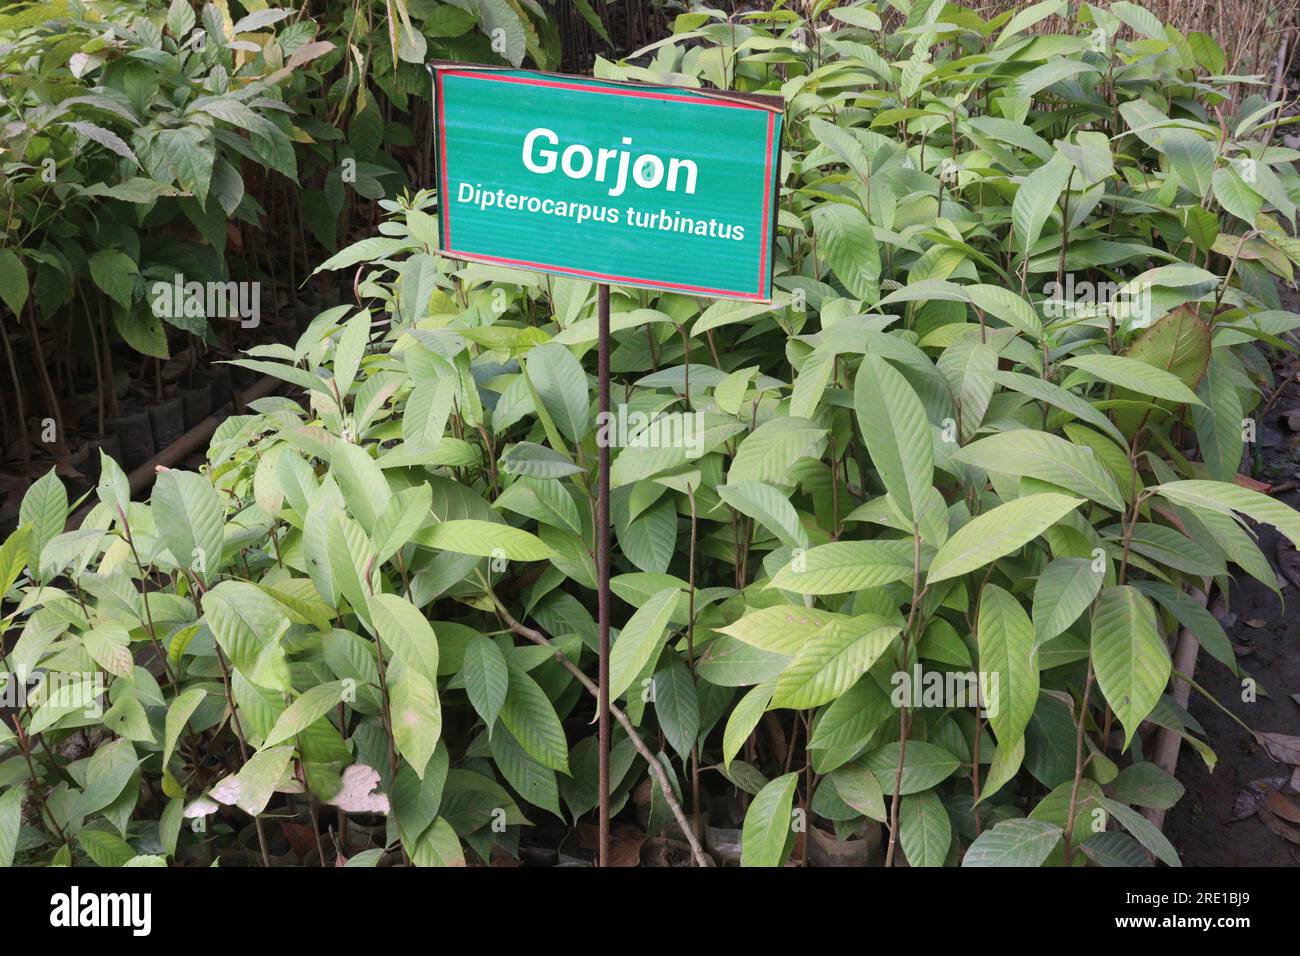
[432,66,783,301]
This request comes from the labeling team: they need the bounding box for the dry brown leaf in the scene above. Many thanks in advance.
[1258,807,1300,844]
[1265,788,1300,825]
[1260,731,1300,765]
[279,821,319,860]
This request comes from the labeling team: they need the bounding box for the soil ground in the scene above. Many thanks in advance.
[1163,337,1300,866]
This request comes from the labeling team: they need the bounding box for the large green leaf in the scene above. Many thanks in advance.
[462,635,509,733]
[153,469,225,585]
[771,616,900,710]
[609,588,679,701]
[1154,480,1300,549]
[1032,556,1102,646]
[977,584,1039,747]
[854,354,934,525]
[263,681,346,749]
[202,581,291,692]
[527,343,590,443]
[768,539,914,594]
[1060,354,1204,406]
[418,519,553,561]
[961,818,1062,867]
[953,430,1124,510]
[1091,586,1170,749]
[899,790,951,867]
[927,493,1084,583]
[812,201,880,300]
[740,772,798,867]
[18,468,66,580]
[500,664,569,774]
[1011,152,1072,253]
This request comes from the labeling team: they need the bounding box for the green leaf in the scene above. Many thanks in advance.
[829,762,886,820]
[211,745,295,815]
[1134,580,1236,674]
[1159,129,1214,197]
[1012,152,1072,254]
[1153,480,1300,549]
[854,355,933,525]
[163,687,206,770]
[155,126,214,205]
[18,468,66,580]
[1212,167,1262,225]
[717,481,810,551]
[768,539,914,595]
[0,525,30,601]
[391,668,442,778]
[368,593,440,682]
[1110,762,1185,811]
[264,681,346,749]
[727,417,825,485]
[717,604,845,656]
[866,741,960,795]
[812,202,880,300]
[978,734,1025,804]
[411,816,466,866]
[88,250,138,308]
[1099,797,1181,866]
[500,665,569,774]
[967,284,1042,337]
[962,818,1062,866]
[404,375,458,451]
[332,310,371,399]
[953,430,1124,510]
[77,829,136,867]
[1032,557,1103,646]
[995,370,1127,445]
[1060,354,1204,406]
[609,588,679,701]
[81,739,139,815]
[1091,586,1171,750]
[1192,358,1245,483]
[153,469,225,584]
[419,519,553,561]
[899,790,951,867]
[83,625,133,680]
[202,582,291,692]
[977,584,1039,746]
[927,493,1084,583]
[723,679,775,769]
[527,343,590,443]
[0,249,30,317]
[0,786,24,867]
[740,772,798,867]
[462,635,509,733]
[771,616,900,710]
[654,657,699,760]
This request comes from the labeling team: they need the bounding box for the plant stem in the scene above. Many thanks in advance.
[486,586,710,868]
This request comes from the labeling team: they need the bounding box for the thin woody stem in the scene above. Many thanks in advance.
[485,585,710,868]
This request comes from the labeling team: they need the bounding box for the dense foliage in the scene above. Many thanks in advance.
[0,0,574,463]
[3,0,1300,868]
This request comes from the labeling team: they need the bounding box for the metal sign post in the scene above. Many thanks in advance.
[596,282,611,867]
[431,63,782,866]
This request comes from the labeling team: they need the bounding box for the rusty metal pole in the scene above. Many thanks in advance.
[596,283,611,868]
